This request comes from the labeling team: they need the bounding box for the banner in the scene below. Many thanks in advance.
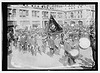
[47,15,63,34]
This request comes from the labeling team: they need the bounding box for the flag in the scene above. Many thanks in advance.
[47,15,63,34]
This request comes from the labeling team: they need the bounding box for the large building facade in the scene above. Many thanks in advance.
[7,5,65,30]
[64,5,95,28]
[7,4,95,30]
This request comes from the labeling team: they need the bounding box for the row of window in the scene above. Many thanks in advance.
[42,11,48,18]
[32,10,39,17]
[8,8,16,18]
[8,8,64,19]
[19,9,63,19]
[20,20,40,28]
[19,9,29,17]
[42,11,63,19]
[8,8,86,20]
[65,10,83,19]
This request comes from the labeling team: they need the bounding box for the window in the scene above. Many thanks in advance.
[8,8,12,19]
[11,9,16,18]
[71,12,74,18]
[19,9,29,17]
[8,9,17,19]
[13,9,16,14]
[26,10,29,16]
[24,10,29,17]
[32,10,35,17]
[78,11,82,18]
[32,21,40,28]
[23,10,26,17]
[44,21,49,29]
[19,9,23,17]
[32,10,39,17]
[42,11,48,18]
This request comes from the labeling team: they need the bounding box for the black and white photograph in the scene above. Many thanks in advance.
[2,2,98,71]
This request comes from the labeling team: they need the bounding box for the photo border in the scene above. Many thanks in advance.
[2,2,98,71]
